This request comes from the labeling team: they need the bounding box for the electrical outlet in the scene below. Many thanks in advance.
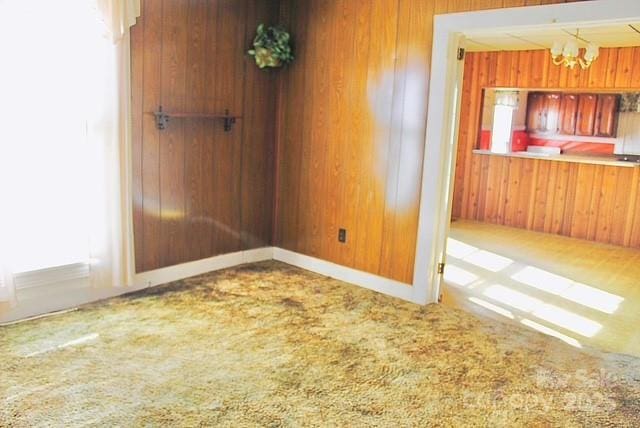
[338,228,347,243]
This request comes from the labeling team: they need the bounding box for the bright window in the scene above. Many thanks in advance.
[0,1,108,273]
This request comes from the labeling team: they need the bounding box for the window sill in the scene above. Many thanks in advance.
[14,262,90,290]
[472,149,640,168]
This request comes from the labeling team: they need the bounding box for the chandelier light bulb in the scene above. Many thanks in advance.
[563,39,579,58]
[550,33,599,70]
[584,43,600,62]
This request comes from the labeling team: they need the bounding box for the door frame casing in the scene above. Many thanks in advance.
[413,0,640,304]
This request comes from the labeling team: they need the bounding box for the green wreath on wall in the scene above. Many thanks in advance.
[248,24,294,69]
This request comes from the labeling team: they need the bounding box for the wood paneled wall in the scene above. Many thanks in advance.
[275,0,576,284]
[452,47,640,248]
[131,0,585,277]
[460,154,640,247]
[131,0,279,272]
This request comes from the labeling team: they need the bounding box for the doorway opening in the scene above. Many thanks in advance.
[417,0,640,356]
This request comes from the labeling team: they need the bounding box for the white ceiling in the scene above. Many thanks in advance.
[465,23,640,52]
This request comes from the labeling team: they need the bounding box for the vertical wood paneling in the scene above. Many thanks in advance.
[380,0,433,281]
[453,47,640,250]
[458,153,640,249]
[241,0,279,250]
[132,0,278,272]
[199,0,219,259]
[530,160,550,231]
[131,0,592,278]
[130,3,145,272]
[159,0,188,267]
[322,0,355,263]
[630,47,640,88]
[352,0,398,276]
[139,0,163,272]
[605,49,619,88]
[461,53,483,220]
[184,0,207,261]
[377,0,411,279]
[292,0,316,256]
[275,0,582,283]
[275,0,306,252]
[339,0,370,268]
[308,0,332,259]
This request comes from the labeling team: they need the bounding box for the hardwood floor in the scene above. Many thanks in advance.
[443,219,640,357]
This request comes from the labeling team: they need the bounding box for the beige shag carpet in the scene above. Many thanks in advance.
[1,261,639,427]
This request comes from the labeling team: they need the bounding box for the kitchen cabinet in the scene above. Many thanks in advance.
[543,93,562,134]
[526,92,546,133]
[558,94,578,135]
[575,94,599,136]
[525,92,620,138]
[594,94,620,137]
[526,92,562,134]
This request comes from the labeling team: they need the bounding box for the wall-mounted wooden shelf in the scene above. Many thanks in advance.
[150,106,240,132]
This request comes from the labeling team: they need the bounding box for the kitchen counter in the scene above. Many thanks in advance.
[472,149,640,168]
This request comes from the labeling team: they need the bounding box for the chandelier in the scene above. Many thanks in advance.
[550,31,599,70]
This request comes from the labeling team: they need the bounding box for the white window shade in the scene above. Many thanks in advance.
[494,91,520,109]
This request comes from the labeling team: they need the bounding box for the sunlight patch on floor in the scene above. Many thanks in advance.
[521,319,582,348]
[512,266,572,294]
[463,250,513,272]
[446,238,479,259]
[512,266,624,314]
[443,265,478,287]
[558,283,624,315]
[444,234,627,347]
[468,297,515,319]
[483,284,543,313]
[531,305,602,338]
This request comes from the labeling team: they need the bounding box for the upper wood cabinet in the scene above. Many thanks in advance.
[526,92,546,133]
[576,94,599,136]
[594,94,620,138]
[558,94,578,135]
[526,92,562,134]
[543,93,562,134]
[526,92,620,138]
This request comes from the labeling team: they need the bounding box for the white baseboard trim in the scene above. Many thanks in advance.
[272,248,421,304]
[132,247,274,288]
[1,246,425,324]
